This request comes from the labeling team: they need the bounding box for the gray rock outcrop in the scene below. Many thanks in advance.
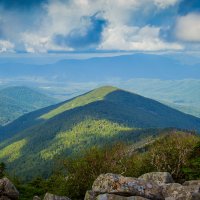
[0,178,19,200]
[92,173,163,200]
[43,193,71,200]
[33,196,41,200]
[96,194,149,200]
[139,172,174,185]
[85,172,200,200]
[162,183,200,200]
[183,180,200,187]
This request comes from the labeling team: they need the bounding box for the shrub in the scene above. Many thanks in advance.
[183,141,200,180]
[148,132,198,181]
[47,143,153,199]
[53,143,128,199]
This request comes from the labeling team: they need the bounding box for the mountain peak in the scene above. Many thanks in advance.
[91,85,119,95]
[40,85,119,120]
[95,85,119,91]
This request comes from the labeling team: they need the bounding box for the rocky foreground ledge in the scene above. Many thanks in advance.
[85,172,200,200]
[1,172,200,200]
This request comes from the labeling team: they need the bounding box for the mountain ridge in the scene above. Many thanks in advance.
[1,54,200,81]
[1,86,200,179]
[2,85,200,138]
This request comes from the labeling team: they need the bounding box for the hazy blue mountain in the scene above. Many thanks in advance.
[1,54,200,83]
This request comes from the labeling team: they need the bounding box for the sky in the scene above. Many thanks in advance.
[0,0,200,54]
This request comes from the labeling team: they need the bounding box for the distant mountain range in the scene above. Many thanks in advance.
[0,86,57,125]
[1,53,200,118]
[1,54,200,82]
[0,86,200,179]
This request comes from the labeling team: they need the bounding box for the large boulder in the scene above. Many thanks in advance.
[183,180,200,187]
[139,172,174,186]
[0,178,19,200]
[162,183,200,200]
[92,173,163,200]
[43,193,71,200]
[33,196,41,200]
[84,190,98,200]
[96,194,149,200]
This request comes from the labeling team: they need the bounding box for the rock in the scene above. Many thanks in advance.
[96,194,149,199]
[43,193,71,200]
[0,196,11,200]
[139,172,174,186]
[0,178,19,200]
[33,196,41,200]
[162,183,200,200]
[92,173,163,200]
[84,190,98,200]
[165,193,200,200]
[183,180,200,187]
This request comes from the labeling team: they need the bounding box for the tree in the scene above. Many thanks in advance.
[149,132,198,181]
[0,162,6,178]
[183,141,200,180]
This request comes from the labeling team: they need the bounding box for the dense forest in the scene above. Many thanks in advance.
[0,86,56,125]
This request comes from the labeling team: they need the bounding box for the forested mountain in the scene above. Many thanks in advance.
[0,86,200,179]
[0,86,57,125]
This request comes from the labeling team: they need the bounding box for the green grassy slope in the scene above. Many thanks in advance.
[40,86,118,120]
[0,86,57,125]
[1,86,200,179]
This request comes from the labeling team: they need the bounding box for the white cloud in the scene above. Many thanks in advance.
[40,0,181,51]
[21,32,73,53]
[99,25,183,51]
[0,0,182,53]
[22,33,50,53]
[0,40,15,53]
[175,13,200,42]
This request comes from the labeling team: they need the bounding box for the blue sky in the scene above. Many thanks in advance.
[0,0,200,54]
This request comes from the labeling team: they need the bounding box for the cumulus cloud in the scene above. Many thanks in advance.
[54,14,107,49]
[21,32,73,53]
[0,40,15,52]
[0,0,185,53]
[99,25,182,51]
[42,0,181,51]
[175,13,200,42]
